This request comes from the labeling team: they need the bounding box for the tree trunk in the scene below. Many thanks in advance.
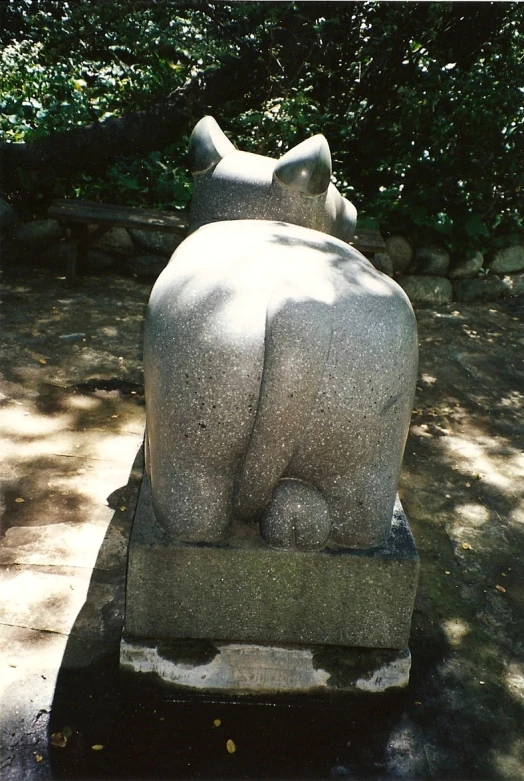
[0,56,269,203]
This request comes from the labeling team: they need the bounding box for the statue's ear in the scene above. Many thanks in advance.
[188,116,236,174]
[274,135,332,195]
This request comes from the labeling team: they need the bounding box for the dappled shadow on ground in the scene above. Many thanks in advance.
[400,299,524,779]
[49,446,411,781]
[48,294,524,779]
[0,266,149,538]
[3,264,524,779]
[0,266,150,780]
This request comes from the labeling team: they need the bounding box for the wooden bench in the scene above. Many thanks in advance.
[349,227,386,256]
[48,200,188,285]
[48,199,385,285]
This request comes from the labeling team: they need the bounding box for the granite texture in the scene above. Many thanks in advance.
[144,120,418,550]
[145,219,417,549]
[143,115,418,554]
[187,117,357,243]
[120,636,412,694]
[124,474,419,649]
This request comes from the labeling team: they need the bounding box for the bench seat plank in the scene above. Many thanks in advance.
[48,199,188,233]
[349,228,386,255]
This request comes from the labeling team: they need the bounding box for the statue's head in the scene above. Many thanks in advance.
[187,116,356,243]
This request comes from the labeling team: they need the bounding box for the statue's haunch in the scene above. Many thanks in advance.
[144,117,418,550]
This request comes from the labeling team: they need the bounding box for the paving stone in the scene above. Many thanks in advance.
[0,625,68,781]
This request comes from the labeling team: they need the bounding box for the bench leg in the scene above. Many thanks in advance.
[66,236,77,286]
[66,224,88,286]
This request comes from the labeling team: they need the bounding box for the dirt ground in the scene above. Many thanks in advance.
[1,260,524,780]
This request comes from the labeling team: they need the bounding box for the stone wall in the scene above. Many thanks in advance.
[371,235,524,306]
[0,199,185,281]
[1,197,523,304]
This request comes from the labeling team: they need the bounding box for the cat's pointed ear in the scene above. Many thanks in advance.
[274,135,332,195]
[188,116,236,174]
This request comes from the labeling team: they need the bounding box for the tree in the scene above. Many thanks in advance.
[1,1,522,253]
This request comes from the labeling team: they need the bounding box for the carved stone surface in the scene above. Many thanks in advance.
[124,474,419,649]
[143,117,418,551]
[120,636,412,694]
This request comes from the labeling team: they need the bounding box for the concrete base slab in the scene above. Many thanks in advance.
[120,636,411,694]
[124,474,419,650]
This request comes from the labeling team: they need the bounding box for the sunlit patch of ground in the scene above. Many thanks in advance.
[1,264,523,779]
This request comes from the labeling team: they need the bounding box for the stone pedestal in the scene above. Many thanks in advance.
[121,473,418,693]
[120,637,412,695]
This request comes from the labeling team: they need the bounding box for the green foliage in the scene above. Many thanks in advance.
[1,0,523,254]
[0,39,123,141]
[54,146,192,210]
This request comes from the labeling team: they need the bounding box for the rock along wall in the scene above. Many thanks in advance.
[376,235,524,306]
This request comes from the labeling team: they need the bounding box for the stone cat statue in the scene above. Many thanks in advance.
[144,116,418,551]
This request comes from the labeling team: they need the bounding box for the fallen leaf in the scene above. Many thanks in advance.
[38,358,47,365]
[461,542,472,550]
[479,680,485,685]
[91,744,104,751]
[51,732,68,748]
[213,719,221,727]
[495,584,506,593]
[445,571,451,575]
[15,497,25,503]
[35,754,43,762]
[119,506,126,511]
[465,482,471,488]
[226,739,236,754]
